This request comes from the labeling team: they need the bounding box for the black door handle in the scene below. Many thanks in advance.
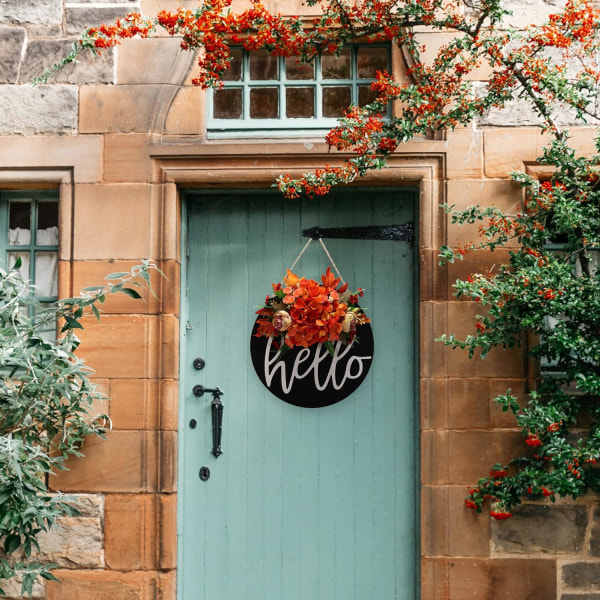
[192,386,224,458]
[210,393,224,458]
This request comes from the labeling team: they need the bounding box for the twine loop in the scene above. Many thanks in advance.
[288,237,345,286]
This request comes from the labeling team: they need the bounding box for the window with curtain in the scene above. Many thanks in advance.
[0,191,59,302]
[208,44,391,137]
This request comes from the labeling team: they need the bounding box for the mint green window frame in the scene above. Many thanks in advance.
[208,44,391,137]
[0,190,59,305]
[540,240,599,375]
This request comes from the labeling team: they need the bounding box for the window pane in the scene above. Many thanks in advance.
[250,88,279,118]
[8,202,31,245]
[357,47,388,79]
[358,85,378,106]
[7,251,30,280]
[359,85,386,116]
[285,58,315,80]
[249,51,278,80]
[213,88,243,119]
[37,201,58,245]
[222,48,243,81]
[322,49,351,80]
[575,249,600,277]
[591,251,600,276]
[35,252,58,298]
[286,87,315,118]
[208,45,391,130]
[35,302,57,342]
[323,86,351,117]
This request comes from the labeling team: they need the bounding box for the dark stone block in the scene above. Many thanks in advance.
[27,24,63,39]
[492,503,588,554]
[450,558,556,599]
[0,86,77,135]
[66,7,138,36]
[563,562,600,589]
[20,39,113,85]
[0,27,26,84]
[0,0,62,25]
[588,508,600,556]
[562,595,600,600]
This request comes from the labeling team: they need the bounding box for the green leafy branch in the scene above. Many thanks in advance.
[0,260,163,596]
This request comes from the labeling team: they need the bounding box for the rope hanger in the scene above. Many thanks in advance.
[288,236,345,286]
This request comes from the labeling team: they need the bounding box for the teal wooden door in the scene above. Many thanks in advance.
[179,189,417,599]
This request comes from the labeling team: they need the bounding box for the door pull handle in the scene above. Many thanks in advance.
[192,386,224,458]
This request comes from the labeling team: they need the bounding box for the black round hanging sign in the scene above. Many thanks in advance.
[250,318,374,408]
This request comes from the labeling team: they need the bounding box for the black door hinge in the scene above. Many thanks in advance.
[302,224,414,247]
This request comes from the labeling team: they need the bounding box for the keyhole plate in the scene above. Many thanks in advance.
[199,466,210,481]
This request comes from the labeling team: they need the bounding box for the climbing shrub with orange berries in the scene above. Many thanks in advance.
[440,136,600,518]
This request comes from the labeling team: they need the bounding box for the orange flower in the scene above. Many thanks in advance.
[254,267,370,349]
[283,269,299,288]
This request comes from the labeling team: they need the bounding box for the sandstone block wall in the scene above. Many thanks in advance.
[1,1,599,599]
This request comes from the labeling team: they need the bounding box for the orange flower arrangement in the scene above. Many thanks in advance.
[255,267,370,352]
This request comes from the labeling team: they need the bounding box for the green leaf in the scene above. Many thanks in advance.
[61,316,84,332]
[324,341,335,357]
[4,534,21,554]
[119,287,143,299]
[41,570,60,582]
[272,343,289,362]
[91,304,101,321]
[59,298,80,305]
[104,271,130,280]
[21,572,34,596]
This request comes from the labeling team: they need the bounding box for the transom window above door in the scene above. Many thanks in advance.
[207,45,390,137]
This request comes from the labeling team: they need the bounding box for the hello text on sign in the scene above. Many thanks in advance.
[250,321,374,408]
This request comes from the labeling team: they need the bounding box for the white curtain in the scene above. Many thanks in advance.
[8,226,58,298]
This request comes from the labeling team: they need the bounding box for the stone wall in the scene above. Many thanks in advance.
[2,495,104,600]
[1,1,600,599]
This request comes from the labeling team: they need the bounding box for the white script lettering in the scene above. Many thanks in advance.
[263,337,373,395]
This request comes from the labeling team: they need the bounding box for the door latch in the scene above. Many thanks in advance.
[192,386,224,458]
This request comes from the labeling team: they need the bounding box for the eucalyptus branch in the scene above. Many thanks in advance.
[1,391,35,436]
[0,260,164,595]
